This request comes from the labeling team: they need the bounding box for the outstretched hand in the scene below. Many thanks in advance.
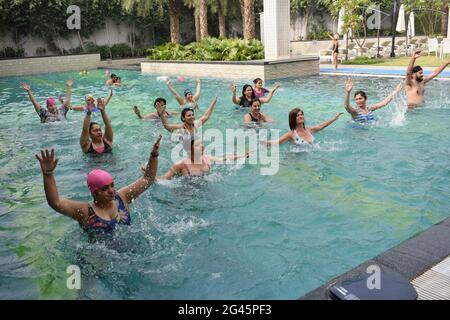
[413,50,422,59]
[35,149,59,175]
[165,79,172,86]
[21,83,31,92]
[272,84,281,92]
[395,81,403,92]
[66,79,73,87]
[230,84,236,94]
[133,106,140,114]
[97,98,106,111]
[345,78,353,92]
[151,135,162,157]
[211,95,218,105]
[155,101,166,115]
[334,112,344,120]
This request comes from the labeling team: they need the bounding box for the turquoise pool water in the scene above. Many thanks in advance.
[0,69,449,299]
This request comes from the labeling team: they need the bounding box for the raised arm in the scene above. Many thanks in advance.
[21,83,42,113]
[166,79,184,105]
[406,50,421,86]
[158,162,183,180]
[80,109,92,152]
[35,149,87,223]
[198,96,218,125]
[424,59,450,83]
[231,84,241,105]
[97,98,113,144]
[263,131,293,145]
[309,112,343,133]
[193,79,201,101]
[118,135,161,205]
[369,82,402,111]
[156,102,183,132]
[104,89,113,106]
[64,80,73,108]
[344,78,358,117]
[259,84,280,104]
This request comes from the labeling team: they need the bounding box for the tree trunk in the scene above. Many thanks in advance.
[240,0,245,37]
[168,0,180,43]
[218,2,226,38]
[242,0,255,39]
[199,0,208,40]
[303,8,310,40]
[441,4,448,37]
[195,13,201,42]
[77,31,85,51]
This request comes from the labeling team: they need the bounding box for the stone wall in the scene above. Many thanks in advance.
[141,58,319,81]
[0,54,100,78]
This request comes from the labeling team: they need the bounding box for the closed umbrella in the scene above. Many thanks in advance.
[407,12,415,38]
[396,4,406,33]
[447,6,450,39]
[337,8,345,35]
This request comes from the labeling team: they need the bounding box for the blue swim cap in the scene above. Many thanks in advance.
[184,89,192,97]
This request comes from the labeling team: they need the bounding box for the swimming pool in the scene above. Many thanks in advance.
[321,66,450,78]
[0,69,449,299]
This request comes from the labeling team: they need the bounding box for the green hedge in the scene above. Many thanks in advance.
[147,37,264,61]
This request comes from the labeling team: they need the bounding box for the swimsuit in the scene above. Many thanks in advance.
[83,194,130,236]
[39,105,68,123]
[85,104,99,113]
[181,100,198,109]
[293,130,314,145]
[248,113,261,122]
[332,42,339,54]
[353,110,375,123]
[86,139,112,154]
[254,88,269,98]
[238,96,253,108]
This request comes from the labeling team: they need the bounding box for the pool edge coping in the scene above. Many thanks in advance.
[299,216,450,300]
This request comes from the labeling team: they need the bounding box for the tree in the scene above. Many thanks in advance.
[209,0,229,38]
[405,0,448,36]
[241,0,255,39]
[291,0,329,40]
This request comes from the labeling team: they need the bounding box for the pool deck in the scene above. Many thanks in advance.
[300,216,450,300]
[320,64,450,80]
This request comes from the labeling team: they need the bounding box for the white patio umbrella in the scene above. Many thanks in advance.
[337,8,345,35]
[407,11,415,38]
[396,4,406,33]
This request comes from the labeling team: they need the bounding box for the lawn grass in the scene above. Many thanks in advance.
[342,55,448,67]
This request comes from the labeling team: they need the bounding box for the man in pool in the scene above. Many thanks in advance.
[406,50,450,109]
[21,80,73,123]
[106,73,121,86]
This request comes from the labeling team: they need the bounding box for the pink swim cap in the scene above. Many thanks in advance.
[86,169,114,193]
[46,97,56,106]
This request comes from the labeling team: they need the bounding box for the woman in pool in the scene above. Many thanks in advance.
[21,80,73,123]
[133,97,177,120]
[263,108,342,145]
[344,78,403,123]
[253,78,279,98]
[158,138,249,179]
[35,135,161,238]
[231,83,280,108]
[244,98,273,124]
[156,96,218,137]
[80,98,113,154]
[166,78,200,110]
[69,90,113,112]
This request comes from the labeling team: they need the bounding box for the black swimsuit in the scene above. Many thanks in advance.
[239,96,253,108]
[248,113,260,122]
[86,139,112,154]
[332,43,339,54]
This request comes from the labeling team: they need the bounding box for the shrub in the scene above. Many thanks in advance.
[36,47,47,56]
[1,47,25,58]
[147,37,264,61]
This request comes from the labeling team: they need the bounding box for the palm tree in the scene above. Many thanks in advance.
[122,0,181,44]
[241,0,255,39]
[209,0,228,38]
[184,0,208,41]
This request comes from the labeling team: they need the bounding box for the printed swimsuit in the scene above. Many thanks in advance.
[39,105,68,123]
[82,194,130,236]
[254,88,269,98]
[293,130,314,145]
